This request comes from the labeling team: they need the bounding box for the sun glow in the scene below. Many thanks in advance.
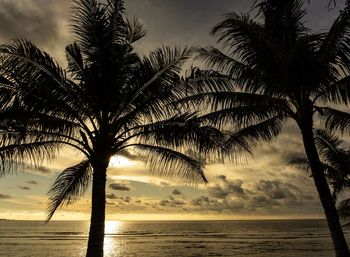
[109,156,134,168]
[105,220,122,234]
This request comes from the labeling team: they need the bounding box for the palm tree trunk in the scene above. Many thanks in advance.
[86,159,109,257]
[300,123,349,257]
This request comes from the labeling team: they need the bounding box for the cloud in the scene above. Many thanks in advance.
[208,175,245,199]
[172,189,181,195]
[0,0,70,64]
[250,195,280,208]
[27,181,38,185]
[106,193,118,199]
[191,196,222,209]
[108,183,130,191]
[208,185,228,199]
[18,186,31,190]
[159,195,186,207]
[37,166,52,174]
[256,180,297,200]
[190,175,318,214]
[0,194,10,199]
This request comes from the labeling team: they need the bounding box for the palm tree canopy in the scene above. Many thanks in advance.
[184,0,350,150]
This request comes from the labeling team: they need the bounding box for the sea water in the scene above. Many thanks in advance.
[0,220,348,257]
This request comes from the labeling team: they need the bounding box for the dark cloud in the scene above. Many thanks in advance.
[208,185,228,199]
[106,193,118,199]
[0,194,10,199]
[106,193,132,203]
[192,196,221,208]
[160,199,186,207]
[172,189,181,195]
[250,196,280,208]
[37,166,52,174]
[256,180,297,200]
[0,0,69,48]
[109,183,130,191]
[208,175,245,199]
[191,196,244,212]
[27,181,38,185]
[191,176,318,213]
[302,194,315,200]
[18,186,30,190]
[123,196,132,203]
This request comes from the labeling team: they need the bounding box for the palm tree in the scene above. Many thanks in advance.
[0,1,230,256]
[188,0,350,255]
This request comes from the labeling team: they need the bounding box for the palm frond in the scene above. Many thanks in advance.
[319,108,350,134]
[125,17,146,44]
[118,46,193,119]
[338,198,350,223]
[71,0,109,54]
[211,12,264,55]
[178,67,235,95]
[315,129,343,157]
[0,140,61,177]
[65,43,85,80]
[288,156,310,171]
[195,47,260,85]
[197,104,283,129]
[226,115,285,151]
[318,76,350,105]
[123,113,228,159]
[325,163,350,200]
[319,6,350,68]
[314,129,350,199]
[255,0,307,39]
[47,159,92,221]
[175,91,288,113]
[127,144,207,184]
[0,39,66,90]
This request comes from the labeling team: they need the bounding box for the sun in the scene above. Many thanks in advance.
[109,155,134,168]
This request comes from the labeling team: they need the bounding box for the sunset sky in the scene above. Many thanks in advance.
[0,0,347,221]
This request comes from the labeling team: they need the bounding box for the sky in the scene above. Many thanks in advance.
[0,0,348,221]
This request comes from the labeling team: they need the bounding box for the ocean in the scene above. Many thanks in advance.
[0,220,349,257]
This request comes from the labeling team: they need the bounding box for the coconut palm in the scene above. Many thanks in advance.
[187,0,350,255]
[0,1,232,256]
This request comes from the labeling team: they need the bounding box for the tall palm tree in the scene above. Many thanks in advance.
[188,0,350,255]
[0,1,231,256]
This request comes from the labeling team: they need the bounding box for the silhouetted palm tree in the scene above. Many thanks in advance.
[190,0,350,255]
[0,1,229,256]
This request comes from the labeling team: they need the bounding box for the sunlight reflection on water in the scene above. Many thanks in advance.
[104,221,123,256]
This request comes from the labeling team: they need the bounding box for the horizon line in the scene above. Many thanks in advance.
[0,217,326,222]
